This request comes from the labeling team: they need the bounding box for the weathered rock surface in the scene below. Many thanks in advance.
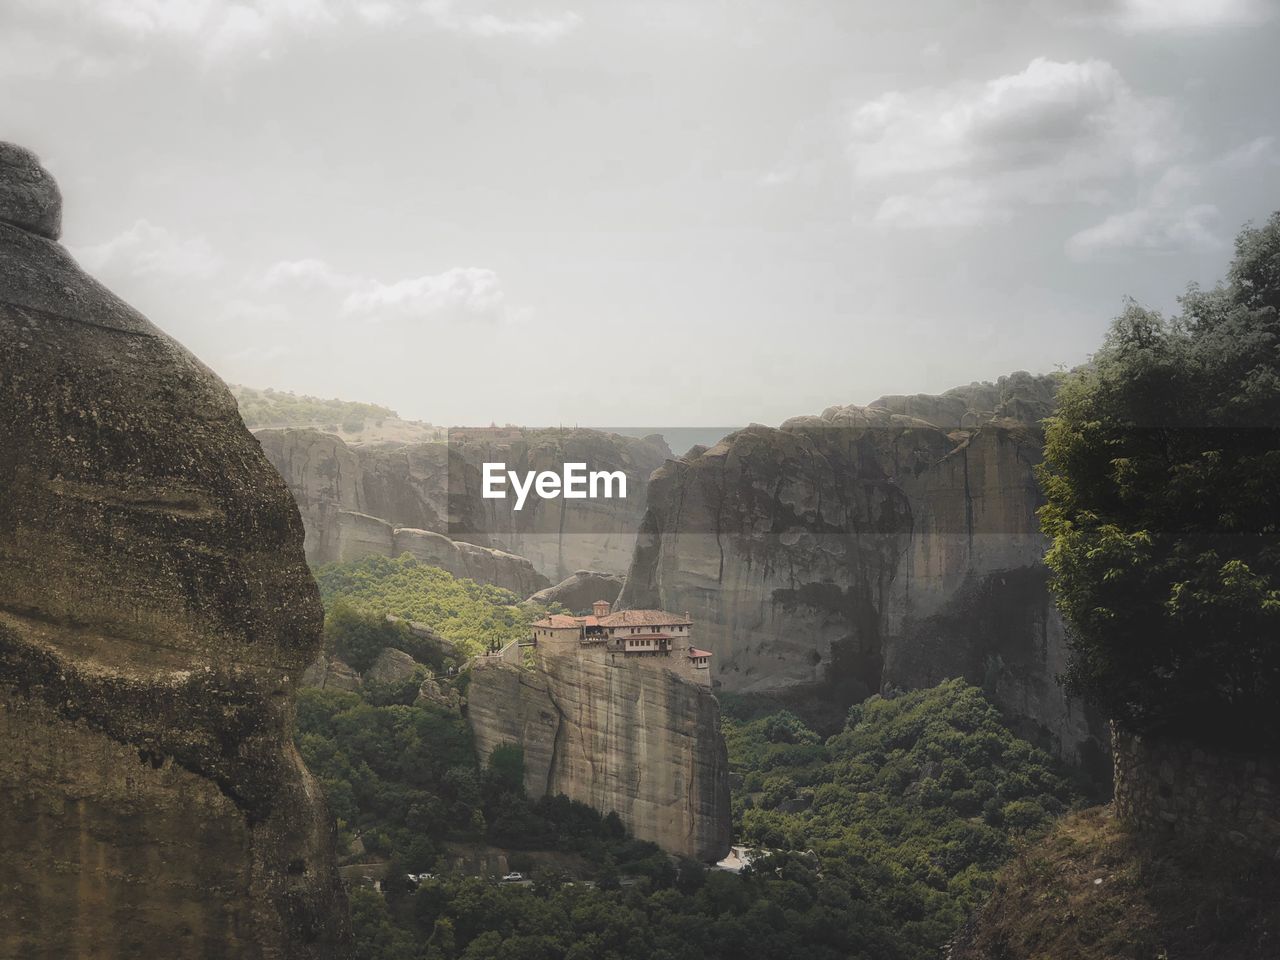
[526,570,625,612]
[415,676,462,713]
[393,527,547,598]
[364,647,420,685]
[467,651,731,861]
[0,144,350,958]
[301,656,364,693]
[620,373,1107,768]
[255,426,670,582]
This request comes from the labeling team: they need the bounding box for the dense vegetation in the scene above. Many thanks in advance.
[316,554,544,660]
[315,671,1077,960]
[1039,213,1280,749]
[723,680,1079,956]
[231,384,398,430]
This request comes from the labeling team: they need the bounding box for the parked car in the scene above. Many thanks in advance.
[501,872,524,882]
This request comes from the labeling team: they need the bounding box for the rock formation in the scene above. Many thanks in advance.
[619,372,1107,769]
[0,143,350,958]
[364,647,420,685]
[255,426,671,584]
[526,570,625,612]
[301,656,364,693]
[467,651,731,862]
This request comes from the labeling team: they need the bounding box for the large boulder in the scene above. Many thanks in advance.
[0,143,350,958]
[364,647,420,685]
[526,569,625,611]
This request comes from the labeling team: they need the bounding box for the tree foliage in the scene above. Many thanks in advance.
[335,679,1077,960]
[230,384,397,429]
[315,554,544,660]
[1039,213,1280,748]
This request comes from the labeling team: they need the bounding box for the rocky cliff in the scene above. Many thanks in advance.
[467,651,731,862]
[619,372,1106,769]
[0,143,350,958]
[257,426,670,584]
[525,570,625,612]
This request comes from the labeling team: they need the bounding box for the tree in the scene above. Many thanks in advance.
[1039,212,1280,749]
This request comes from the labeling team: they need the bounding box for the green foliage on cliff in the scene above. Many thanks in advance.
[724,679,1078,958]
[1040,213,1280,749]
[315,554,541,660]
[338,679,1078,960]
[298,688,482,870]
[230,384,397,429]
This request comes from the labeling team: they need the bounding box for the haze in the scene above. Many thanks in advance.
[3,0,1277,426]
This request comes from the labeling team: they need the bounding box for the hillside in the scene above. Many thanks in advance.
[951,806,1280,960]
[232,384,443,444]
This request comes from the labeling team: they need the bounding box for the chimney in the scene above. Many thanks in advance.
[592,599,611,618]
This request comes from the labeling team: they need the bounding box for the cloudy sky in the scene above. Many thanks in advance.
[3,0,1277,427]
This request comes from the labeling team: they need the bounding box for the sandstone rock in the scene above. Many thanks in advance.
[414,676,462,713]
[255,426,671,581]
[526,570,625,611]
[393,527,548,596]
[364,647,420,685]
[619,375,1107,769]
[334,509,396,562]
[301,656,364,692]
[0,144,349,957]
[388,615,458,659]
[467,651,731,862]
[0,142,61,240]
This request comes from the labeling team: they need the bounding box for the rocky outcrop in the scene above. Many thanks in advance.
[255,427,671,583]
[415,676,462,713]
[0,144,349,957]
[301,656,364,693]
[526,570,625,612]
[393,527,547,598]
[364,647,420,685]
[620,373,1106,769]
[467,651,731,862]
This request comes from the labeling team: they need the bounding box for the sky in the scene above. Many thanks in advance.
[3,0,1278,427]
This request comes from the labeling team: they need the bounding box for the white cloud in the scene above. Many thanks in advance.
[261,257,354,291]
[343,267,507,321]
[874,180,1009,229]
[74,219,224,280]
[425,3,582,43]
[263,258,511,322]
[2,0,580,69]
[849,58,1183,229]
[1067,136,1280,260]
[1110,0,1271,31]
[1067,181,1221,261]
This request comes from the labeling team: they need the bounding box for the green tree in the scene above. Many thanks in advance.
[1039,213,1280,749]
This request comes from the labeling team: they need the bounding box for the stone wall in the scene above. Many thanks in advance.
[1112,725,1280,857]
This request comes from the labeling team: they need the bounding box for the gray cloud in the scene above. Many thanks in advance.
[850,58,1183,229]
[4,0,1278,426]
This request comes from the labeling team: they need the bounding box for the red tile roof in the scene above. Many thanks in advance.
[597,609,692,627]
[688,648,713,658]
[532,614,585,628]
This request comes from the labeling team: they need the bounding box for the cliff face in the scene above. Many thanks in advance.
[0,144,350,958]
[467,652,731,862]
[256,427,670,584]
[620,372,1106,767]
[525,570,625,613]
